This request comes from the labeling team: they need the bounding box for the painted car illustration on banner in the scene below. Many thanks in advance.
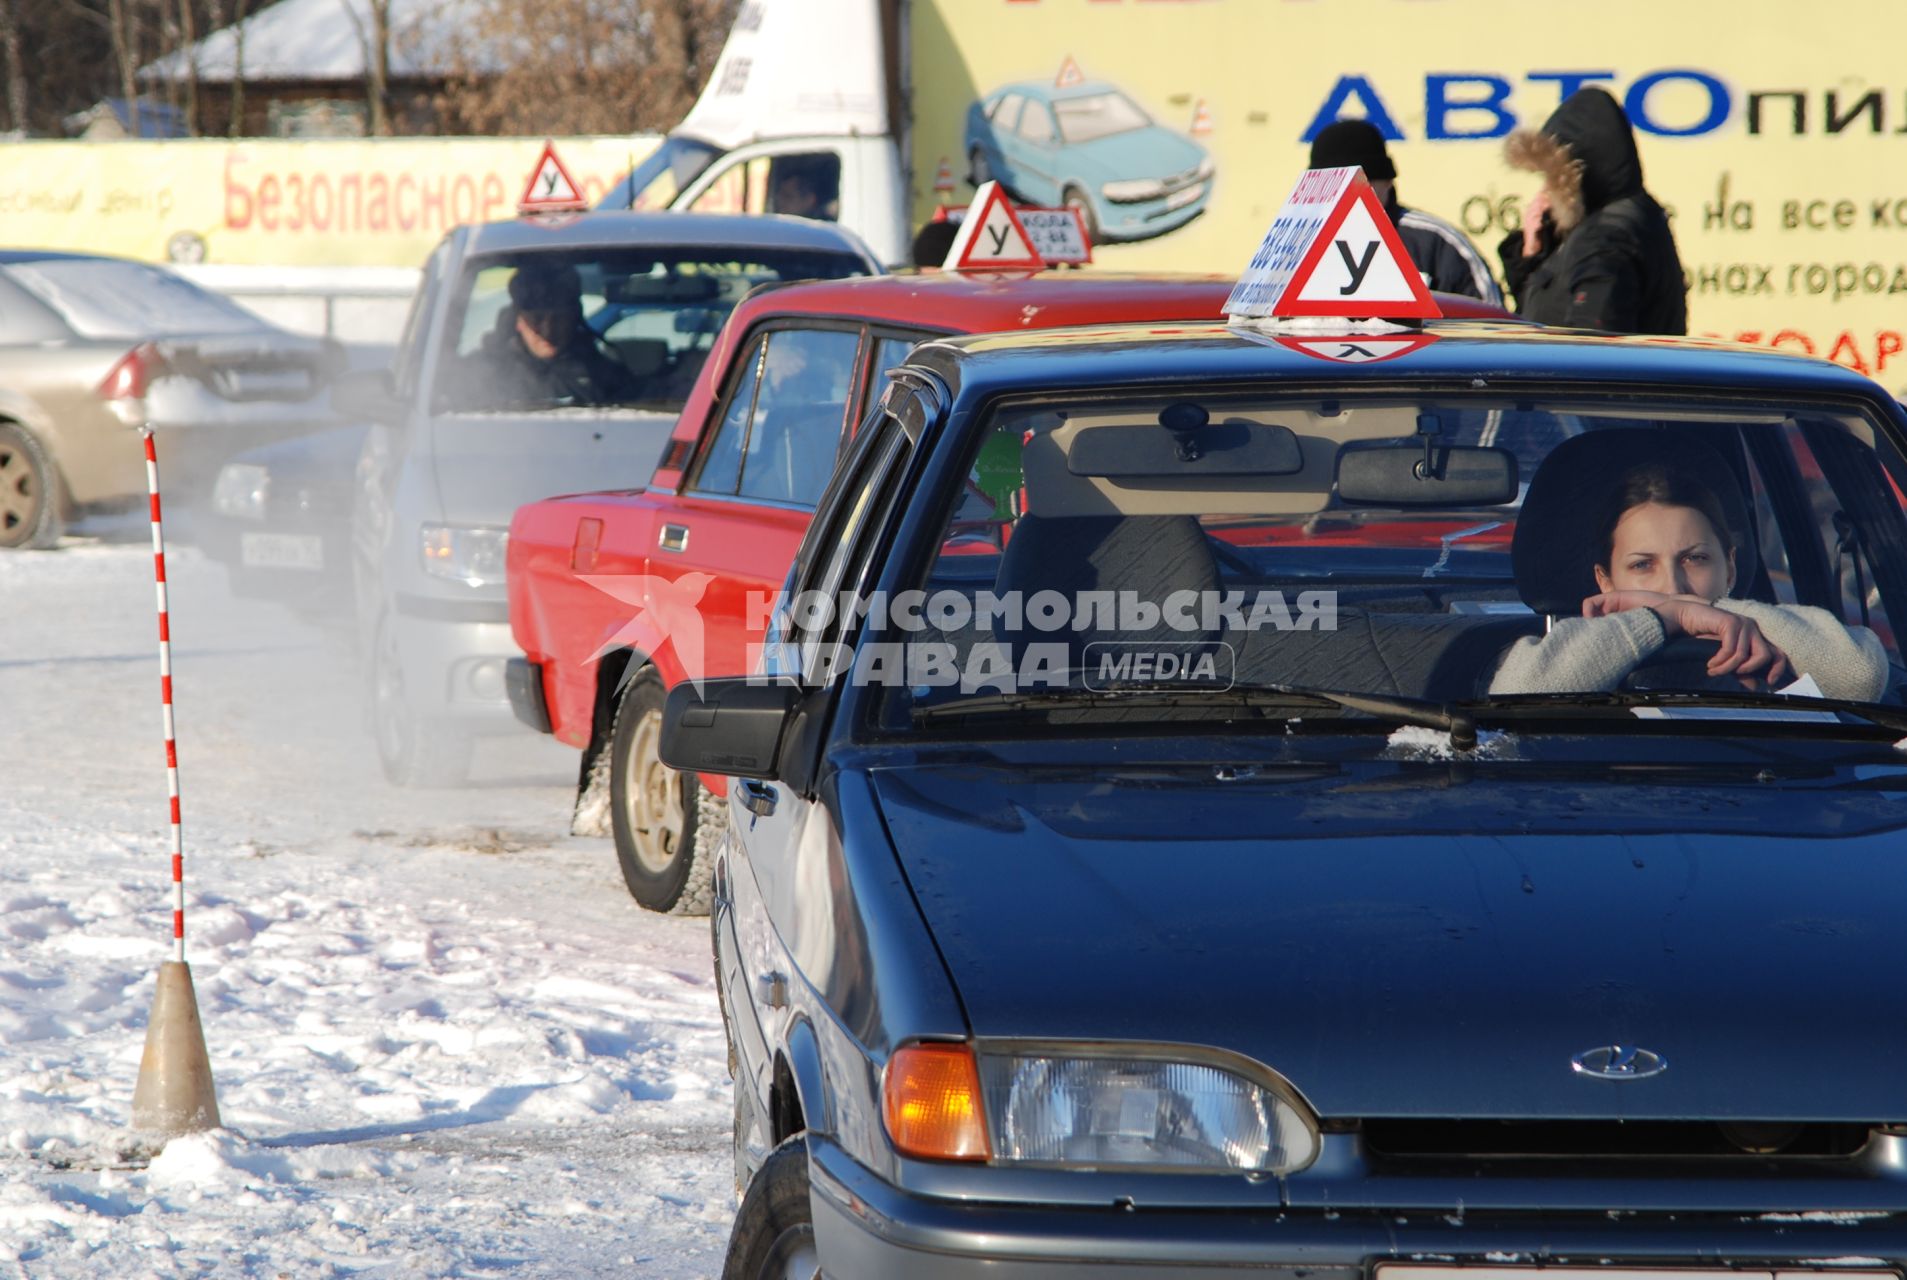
[964,78,1213,244]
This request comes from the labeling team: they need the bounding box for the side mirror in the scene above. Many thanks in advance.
[331,367,402,424]
[660,677,802,781]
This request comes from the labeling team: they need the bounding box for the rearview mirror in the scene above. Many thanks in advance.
[660,677,802,780]
[1335,442,1518,507]
[330,367,402,424]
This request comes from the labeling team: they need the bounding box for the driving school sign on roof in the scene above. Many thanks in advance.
[1224,166,1439,321]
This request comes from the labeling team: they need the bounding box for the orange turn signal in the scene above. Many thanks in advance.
[882,1042,991,1161]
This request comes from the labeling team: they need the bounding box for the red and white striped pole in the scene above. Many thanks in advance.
[130,427,221,1135]
[147,428,185,964]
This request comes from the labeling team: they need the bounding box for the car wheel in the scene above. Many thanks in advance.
[608,667,717,914]
[721,1136,817,1280]
[371,616,472,787]
[967,146,994,189]
[1063,184,1101,246]
[0,422,64,550]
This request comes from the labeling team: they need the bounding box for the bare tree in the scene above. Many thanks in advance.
[106,0,138,133]
[435,0,737,136]
[343,0,391,135]
[0,0,27,132]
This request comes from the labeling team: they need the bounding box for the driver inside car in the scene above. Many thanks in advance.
[1489,440,1888,700]
[464,262,636,410]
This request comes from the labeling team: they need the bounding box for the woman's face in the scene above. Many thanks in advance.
[1594,501,1735,599]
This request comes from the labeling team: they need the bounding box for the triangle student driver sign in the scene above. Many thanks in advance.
[1224,167,1440,322]
[943,181,1046,271]
[519,140,587,214]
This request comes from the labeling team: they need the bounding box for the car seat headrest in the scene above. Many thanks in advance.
[1512,428,1760,616]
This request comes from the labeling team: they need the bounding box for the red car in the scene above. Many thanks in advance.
[505,273,1511,914]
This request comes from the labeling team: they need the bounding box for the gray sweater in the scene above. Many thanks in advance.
[1489,599,1890,701]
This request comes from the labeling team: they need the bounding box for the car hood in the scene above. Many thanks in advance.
[424,409,675,526]
[870,756,1907,1123]
[1064,127,1206,183]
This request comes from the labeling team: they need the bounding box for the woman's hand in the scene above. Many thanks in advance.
[1660,599,1791,687]
[1584,592,1792,687]
[1582,589,1671,617]
[1521,190,1552,257]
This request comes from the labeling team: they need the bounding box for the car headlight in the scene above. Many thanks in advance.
[1101,177,1169,203]
[883,1042,1320,1174]
[420,524,508,586]
[212,463,270,520]
[1195,156,1216,182]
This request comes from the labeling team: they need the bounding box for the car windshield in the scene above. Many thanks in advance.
[878,391,1907,724]
[432,246,870,414]
[1053,91,1152,145]
[8,258,265,340]
[598,136,723,211]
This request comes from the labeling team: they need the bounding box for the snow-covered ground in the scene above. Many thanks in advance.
[0,531,734,1277]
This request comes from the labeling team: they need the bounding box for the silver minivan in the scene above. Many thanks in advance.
[339,211,880,785]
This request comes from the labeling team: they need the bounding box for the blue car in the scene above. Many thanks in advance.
[965,79,1213,244]
[668,314,1907,1277]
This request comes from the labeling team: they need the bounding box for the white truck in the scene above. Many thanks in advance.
[628,0,1907,390]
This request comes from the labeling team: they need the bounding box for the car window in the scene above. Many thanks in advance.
[694,327,860,506]
[7,258,264,340]
[791,414,910,683]
[766,154,842,222]
[881,395,1907,722]
[1054,91,1152,145]
[991,93,1025,131]
[1017,99,1058,144]
[693,338,764,495]
[0,274,66,343]
[431,247,871,415]
[394,240,449,399]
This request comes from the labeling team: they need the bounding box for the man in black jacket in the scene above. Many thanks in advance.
[1499,86,1687,334]
[464,262,636,409]
[1309,118,1502,305]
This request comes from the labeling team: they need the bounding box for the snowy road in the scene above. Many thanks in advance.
[0,534,734,1277]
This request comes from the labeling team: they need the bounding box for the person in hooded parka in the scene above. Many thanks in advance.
[1498,87,1688,335]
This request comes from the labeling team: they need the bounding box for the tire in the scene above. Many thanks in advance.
[721,1136,817,1280]
[967,146,993,189]
[0,422,64,550]
[1062,184,1101,246]
[608,668,719,914]
[371,615,472,787]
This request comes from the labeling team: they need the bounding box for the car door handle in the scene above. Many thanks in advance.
[659,523,690,553]
[738,779,777,817]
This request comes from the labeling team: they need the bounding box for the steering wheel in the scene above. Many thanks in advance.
[1619,636,1740,693]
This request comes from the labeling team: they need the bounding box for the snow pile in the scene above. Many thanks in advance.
[0,539,735,1276]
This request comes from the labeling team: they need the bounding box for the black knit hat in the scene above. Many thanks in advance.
[1309,118,1396,181]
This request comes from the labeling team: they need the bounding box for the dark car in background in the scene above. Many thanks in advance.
[0,250,343,548]
[666,318,1907,1276]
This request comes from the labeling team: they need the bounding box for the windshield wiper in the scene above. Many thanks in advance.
[913,684,1479,748]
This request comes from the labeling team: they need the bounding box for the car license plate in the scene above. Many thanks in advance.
[218,369,312,398]
[1380,1269,1897,1280]
[240,532,324,570]
[1165,182,1205,211]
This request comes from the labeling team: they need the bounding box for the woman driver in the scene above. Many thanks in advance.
[1490,464,1888,699]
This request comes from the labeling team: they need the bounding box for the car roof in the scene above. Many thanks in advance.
[995,80,1126,102]
[460,210,879,260]
[716,272,1512,337]
[720,271,1233,334]
[909,321,1895,406]
[0,250,137,265]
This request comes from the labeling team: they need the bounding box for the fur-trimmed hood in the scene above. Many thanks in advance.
[1504,86,1644,232]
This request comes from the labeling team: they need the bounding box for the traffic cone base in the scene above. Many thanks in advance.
[131,961,222,1135]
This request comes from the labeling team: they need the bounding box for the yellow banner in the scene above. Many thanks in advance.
[914,0,1907,386]
[0,137,657,268]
